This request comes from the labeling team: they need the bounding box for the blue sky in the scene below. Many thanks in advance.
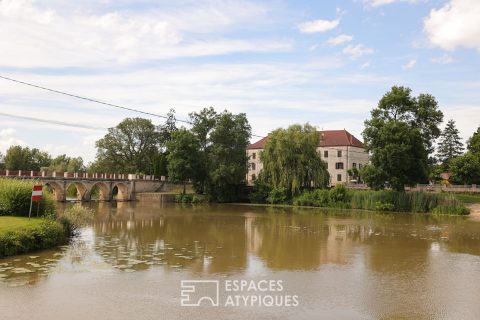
[0,0,479,162]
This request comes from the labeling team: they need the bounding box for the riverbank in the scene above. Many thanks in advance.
[0,217,66,257]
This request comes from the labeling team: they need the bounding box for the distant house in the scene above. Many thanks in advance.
[246,129,369,186]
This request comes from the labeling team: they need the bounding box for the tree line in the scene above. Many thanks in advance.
[0,86,478,200]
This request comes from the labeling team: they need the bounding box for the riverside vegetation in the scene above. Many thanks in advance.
[249,183,470,215]
[0,179,94,257]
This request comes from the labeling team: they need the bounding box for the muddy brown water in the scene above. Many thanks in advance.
[1,202,480,319]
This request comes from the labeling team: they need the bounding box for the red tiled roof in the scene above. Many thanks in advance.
[247,129,364,149]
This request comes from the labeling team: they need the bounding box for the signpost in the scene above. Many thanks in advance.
[29,185,43,219]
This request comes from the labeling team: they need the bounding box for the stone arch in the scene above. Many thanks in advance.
[113,182,129,201]
[89,182,111,201]
[66,181,89,201]
[44,181,65,201]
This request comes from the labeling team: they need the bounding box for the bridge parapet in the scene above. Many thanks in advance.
[0,170,165,181]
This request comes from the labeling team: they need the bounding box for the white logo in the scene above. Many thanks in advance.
[180,280,220,307]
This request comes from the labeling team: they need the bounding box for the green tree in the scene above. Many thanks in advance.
[259,124,329,196]
[449,152,480,184]
[48,154,85,172]
[166,129,200,194]
[437,119,464,169]
[362,86,443,191]
[188,107,218,193]
[467,127,480,154]
[206,111,251,201]
[0,151,4,169]
[4,145,51,171]
[94,118,161,174]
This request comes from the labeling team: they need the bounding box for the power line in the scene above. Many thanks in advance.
[0,112,106,131]
[0,74,264,138]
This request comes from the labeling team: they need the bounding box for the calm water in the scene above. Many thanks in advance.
[1,202,480,319]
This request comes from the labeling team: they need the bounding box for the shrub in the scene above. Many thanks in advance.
[329,184,349,203]
[249,180,272,204]
[267,187,288,204]
[0,220,66,257]
[191,194,208,204]
[432,204,470,215]
[0,179,55,217]
[58,205,95,236]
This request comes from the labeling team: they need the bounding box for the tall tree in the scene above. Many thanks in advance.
[437,119,464,169]
[4,145,51,171]
[94,118,161,174]
[362,86,443,191]
[467,127,480,154]
[166,129,200,194]
[206,111,251,201]
[259,124,329,196]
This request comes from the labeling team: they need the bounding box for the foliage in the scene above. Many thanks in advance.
[47,154,85,172]
[259,123,329,197]
[0,219,66,257]
[203,110,251,202]
[362,86,443,191]
[94,117,161,174]
[467,127,480,154]
[437,119,464,169]
[248,180,272,204]
[266,187,288,204]
[0,179,55,217]
[449,152,480,184]
[329,184,349,203]
[4,145,51,171]
[167,129,200,194]
[58,205,95,236]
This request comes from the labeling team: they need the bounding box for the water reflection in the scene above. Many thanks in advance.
[1,203,480,286]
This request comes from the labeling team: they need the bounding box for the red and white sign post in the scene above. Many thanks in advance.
[29,185,43,219]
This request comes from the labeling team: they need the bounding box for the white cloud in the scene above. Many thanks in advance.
[424,0,480,51]
[327,34,353,46]
[297,19,339,33]
[402,59,417,69]
[0,0,289,67]
[360,62,371,69]
[0,128,25,154]
[431,55,454,64]
[364,0,418,7]
[342,44,374,59]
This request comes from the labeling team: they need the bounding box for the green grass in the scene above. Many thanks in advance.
[0,216,44,234]
[454,193,480,204]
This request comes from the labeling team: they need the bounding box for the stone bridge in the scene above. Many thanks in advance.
[0,170,169,202]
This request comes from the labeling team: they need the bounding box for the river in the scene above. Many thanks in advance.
[1,202,480,319]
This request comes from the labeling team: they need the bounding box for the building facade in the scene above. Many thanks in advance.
[246,129,369,186]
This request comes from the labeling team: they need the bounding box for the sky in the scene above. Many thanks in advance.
[0,0,479,163]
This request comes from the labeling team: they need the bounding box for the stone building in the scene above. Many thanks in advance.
[246,129,369,186]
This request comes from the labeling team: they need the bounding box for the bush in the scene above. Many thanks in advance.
[58,205,95,236]
[432,204,470,215]
[329,184,349,203]
[249,180,272,204]
[267,187,288,204]
[0,220,66,257]
[0,179,55,217]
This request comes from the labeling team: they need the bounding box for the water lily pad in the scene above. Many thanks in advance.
[29,256,40,259]
[12,268,34,274]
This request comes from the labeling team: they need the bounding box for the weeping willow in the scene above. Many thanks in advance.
[259,124,329,196]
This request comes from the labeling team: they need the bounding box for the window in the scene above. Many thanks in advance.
[325,162,328,169]
[251,163,256,170]
[251,174,256,180]
[352,162,357,168]
[337,174,342,182]
[337,150,342,157]
[358,163,362,169]
[324,150,328,158]
[335,162,344,170]
[252,152,256,159]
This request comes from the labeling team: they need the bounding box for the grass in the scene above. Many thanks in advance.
[0,216,44,234]
[453,193,480,204]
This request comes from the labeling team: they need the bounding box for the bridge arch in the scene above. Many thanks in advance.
[66,181,89,201]
[44,181,65,201]
[112,182,129,201]
[89,182,111,201]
